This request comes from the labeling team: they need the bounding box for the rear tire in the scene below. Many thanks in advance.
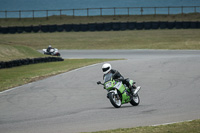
[108,92,121,108]
[130,94,140,106]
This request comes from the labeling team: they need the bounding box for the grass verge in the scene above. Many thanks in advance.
[1,29,200,50]
[0,44,46,61]
[0,58,116,92]
[83,119,200,133]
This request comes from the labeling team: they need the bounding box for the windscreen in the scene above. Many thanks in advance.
[104,73,113,83]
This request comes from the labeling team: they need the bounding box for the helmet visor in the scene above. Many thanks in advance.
[102,67,110,72]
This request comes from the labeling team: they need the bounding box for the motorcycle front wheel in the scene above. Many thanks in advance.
[130,94,140,106]
[108,92,121,108]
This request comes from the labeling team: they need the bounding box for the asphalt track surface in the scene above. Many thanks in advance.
[1,50,200,133]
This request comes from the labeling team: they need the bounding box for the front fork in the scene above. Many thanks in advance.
[107,89,120,100]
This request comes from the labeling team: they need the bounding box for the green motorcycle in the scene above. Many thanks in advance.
[97,73,141,108]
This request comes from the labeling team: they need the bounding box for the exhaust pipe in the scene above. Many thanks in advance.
[134,86,141,95]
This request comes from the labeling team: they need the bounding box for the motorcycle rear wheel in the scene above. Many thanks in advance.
[108,92,121,108]
[130,94,140,106]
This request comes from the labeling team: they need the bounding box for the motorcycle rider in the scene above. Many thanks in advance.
[47,45,53,53]
[102,63,136,95]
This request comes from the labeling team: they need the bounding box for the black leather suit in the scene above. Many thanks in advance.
[103,69,132,88]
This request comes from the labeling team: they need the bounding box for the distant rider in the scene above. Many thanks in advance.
[102,63,136,95]
[47,45,53,53]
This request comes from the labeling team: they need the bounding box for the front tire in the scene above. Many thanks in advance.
[130,94,140,106]
[108,92,121,108]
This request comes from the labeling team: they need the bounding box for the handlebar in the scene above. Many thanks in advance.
[97,81,104,85]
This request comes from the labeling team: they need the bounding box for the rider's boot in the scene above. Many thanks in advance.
[129,85,135,95]
[130,84,140,96]
[132,84,137,89]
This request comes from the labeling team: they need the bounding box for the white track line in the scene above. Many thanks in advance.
[152,120,193,126]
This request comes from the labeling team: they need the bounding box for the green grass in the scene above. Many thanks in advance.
[0,44,46,61]
[84,119,200,133]
[0,29,200,50]
[0,58,116,92]
[0,13,200,27]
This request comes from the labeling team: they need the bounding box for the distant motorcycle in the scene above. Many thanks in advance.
[97,73,141,108]
[43,48,61,56]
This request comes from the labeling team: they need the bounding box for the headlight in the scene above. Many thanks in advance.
[105,82,112,88]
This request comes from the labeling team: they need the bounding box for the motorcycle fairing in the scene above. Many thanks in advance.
[114,81,131,104]
[114,82,122,90]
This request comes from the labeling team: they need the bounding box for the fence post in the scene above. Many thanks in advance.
[181,6,183,15]
[33,10,34,20]
[194,6,196,13]
[19,10,21,20]
[5,10,7,19]
[59,10,61,19]
[46,10,48,20]
[114,7,116,16]
[154,7,156,15]
[100,8,102,16]
[73,9,75,17]
[87,8,89,16]
[168,7,170,15]
[141,7,143,15]
[128,7,129,16]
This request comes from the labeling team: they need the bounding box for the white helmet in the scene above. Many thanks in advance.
[102,63,112,74]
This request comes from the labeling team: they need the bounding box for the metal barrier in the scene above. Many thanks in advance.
[0,6,200,19]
